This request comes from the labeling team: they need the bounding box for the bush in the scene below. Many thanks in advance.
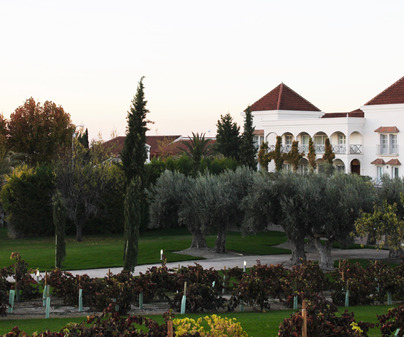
[278,295,374,337]
[170,283,225,313]
[4,307,173,336]
[331,260,375,305]
[173,314,248,337]
[378,304,404,337]
[1,165,54,237]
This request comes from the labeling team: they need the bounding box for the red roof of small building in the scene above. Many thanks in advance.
[365,76,404,105]
[374,126,399,133]
[250,83,320,112]
[102,135,182,158]
[386,159,401,166]
[321,109,364,118]
[371,158,386,165]
[253,129,264,136]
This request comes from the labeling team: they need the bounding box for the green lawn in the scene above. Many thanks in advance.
[0,228,289,271]
[0,305,394,336]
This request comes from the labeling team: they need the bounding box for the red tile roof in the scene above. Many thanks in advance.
[374,126,399,133]
[386,159,401,166]
[253,129,264,136]
[321,109,364,118]
[250,83,320,112]
[102,135,182,158]
[365,76,404,105]
[371,158,386,165]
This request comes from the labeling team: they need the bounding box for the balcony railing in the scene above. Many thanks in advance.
[266,143,363,155]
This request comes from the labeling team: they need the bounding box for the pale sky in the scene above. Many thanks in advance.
[1,0,404,141]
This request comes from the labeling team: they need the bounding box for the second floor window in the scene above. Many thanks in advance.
[380,134,398,155]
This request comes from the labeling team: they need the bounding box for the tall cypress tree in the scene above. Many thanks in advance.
[123,177,141,272]
[215,113,240,160]
[239,106,257,170]
[121,76,149,271]
[121,76,149,185]
[53,190,67,268]
[307,136,317,171]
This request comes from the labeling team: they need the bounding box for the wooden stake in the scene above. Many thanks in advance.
[167,320,173,337]
[302,300,307,337]
[183,281,187,295]
[45,271,48,286]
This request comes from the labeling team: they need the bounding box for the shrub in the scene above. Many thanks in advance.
[1,165,54,237]
[378,304,404,337]
[230,274,271,311]
[278,295,374,337]
[173,314,248,337]
[366,260,398,303]
[170,283,225,313]
[331,260,375,305]
[4,307,173,336]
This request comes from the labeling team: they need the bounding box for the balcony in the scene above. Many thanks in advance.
[266,143,363,155]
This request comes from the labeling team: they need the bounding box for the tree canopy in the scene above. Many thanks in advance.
[7,97,74,165]
[215,113,240,160]
[239,106,257,170]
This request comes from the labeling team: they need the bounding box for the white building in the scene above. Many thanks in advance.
[250,76,404,180]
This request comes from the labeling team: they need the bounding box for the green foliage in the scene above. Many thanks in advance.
[322,137,335,164]
[215,113,240,160]
[286,140,303,172]
[355,200,404,255]
[120,76,149,185]
[1,164,54,237]
[307,136,317,171]
[123,177,142,272]
[7,98,74,165]
[239,106,257,170]
[53,190,67,268]
[180,132,214,176]
[271,136,286,171]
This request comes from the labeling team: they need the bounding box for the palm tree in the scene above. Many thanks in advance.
[180,132,213,175]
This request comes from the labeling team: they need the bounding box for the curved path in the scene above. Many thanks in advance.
[65,248,389,279]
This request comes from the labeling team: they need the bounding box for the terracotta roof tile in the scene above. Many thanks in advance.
[321,109,364,118]
[102,135,182,158]
[374,126,399,133]
[386,159,401,166]
[371,158,386,165]
[250,83,320,112]
[253,129,264,136]
[365,76,404,105]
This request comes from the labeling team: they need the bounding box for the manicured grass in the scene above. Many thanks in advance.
[0,228,289,271]
[0,305,394,336]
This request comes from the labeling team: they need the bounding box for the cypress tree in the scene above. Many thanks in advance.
[287,140,303,172]
[121,76,149,185]
[121,77,150,270]
[123,177,141,272]
[307,136,317,171]
[215,113,240,160]
[53,190,67,268]
[239,106,257,170]
[322,138,335,164]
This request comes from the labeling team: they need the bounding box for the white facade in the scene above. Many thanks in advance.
[249,78,404,180]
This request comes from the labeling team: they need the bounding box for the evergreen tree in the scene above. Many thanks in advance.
[258,142,270,171]
[287,140,304,172]
[121,77,150,269]
[239,106,257,170]
[307,136,317,171]
[120,76,149,185]
[215,113,240,160]
[123,177,141,272]
[270,136,286,171]
[78,128,89,149]
[53,190,67,268]
[322,138,335,164]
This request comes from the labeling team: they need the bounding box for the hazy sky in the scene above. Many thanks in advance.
[1,0,404,141]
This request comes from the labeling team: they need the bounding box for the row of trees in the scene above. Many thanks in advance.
[215,107,257,169]
[149,168,404,269]
[258,135,335,172]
